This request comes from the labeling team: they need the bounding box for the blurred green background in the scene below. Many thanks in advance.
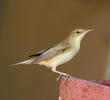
[1,0,110,100]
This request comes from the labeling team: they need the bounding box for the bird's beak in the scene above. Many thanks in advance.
[82,29,94,36]
[86,29,95,33]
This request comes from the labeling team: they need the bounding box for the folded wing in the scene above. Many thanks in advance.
[30,43,71,64]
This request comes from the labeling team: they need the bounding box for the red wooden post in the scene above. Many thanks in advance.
[60,76,110,100]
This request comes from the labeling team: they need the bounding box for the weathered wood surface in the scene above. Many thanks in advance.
[60,76,110,100]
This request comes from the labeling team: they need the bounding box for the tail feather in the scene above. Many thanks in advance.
[11,59,35,66]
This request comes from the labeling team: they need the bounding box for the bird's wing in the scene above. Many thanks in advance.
[29,47,51,57]
[30,42,71,64]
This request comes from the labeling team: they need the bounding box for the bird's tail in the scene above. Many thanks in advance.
[11,58,35,66]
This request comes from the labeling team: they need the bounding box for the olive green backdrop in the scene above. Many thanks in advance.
[1,0,110,100]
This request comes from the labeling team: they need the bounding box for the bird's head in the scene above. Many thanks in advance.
[69,28,94,42]
[68,28,94,48]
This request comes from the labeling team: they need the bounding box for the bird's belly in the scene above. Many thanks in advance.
[54,51,76,66]
[39,50,77,68]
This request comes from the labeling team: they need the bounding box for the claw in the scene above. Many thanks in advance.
[56,74,63,81]
[56,74,72,83]
[63,74,72,85]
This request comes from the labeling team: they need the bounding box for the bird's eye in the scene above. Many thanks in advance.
[76,31,80,34]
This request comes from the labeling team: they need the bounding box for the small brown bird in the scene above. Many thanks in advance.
[12,28,93,76]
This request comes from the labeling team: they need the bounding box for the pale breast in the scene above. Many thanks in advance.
[38,49,79,68]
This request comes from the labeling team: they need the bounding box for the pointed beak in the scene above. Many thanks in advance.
[86,29,95,33]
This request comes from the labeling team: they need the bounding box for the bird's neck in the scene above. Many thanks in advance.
[68,36,82,50]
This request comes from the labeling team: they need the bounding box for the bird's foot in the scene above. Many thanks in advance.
[56,73,72,82]
[63,74,72,84]
[56,74,63,81]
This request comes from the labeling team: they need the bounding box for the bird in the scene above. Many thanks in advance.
[11,28,93,77]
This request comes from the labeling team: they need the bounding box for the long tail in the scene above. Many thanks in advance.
[11,59,35,66]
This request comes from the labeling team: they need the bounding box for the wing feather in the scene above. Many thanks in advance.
[31,43,71,64]
[29,47,51,57]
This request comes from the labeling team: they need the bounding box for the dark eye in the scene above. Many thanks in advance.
[76,31,80,34]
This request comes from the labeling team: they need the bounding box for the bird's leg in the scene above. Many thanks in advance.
[51,67,71,81]
[51,67,68,76]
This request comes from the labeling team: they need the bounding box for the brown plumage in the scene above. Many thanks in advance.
[11,28,94,76]
[30,41,71,64]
